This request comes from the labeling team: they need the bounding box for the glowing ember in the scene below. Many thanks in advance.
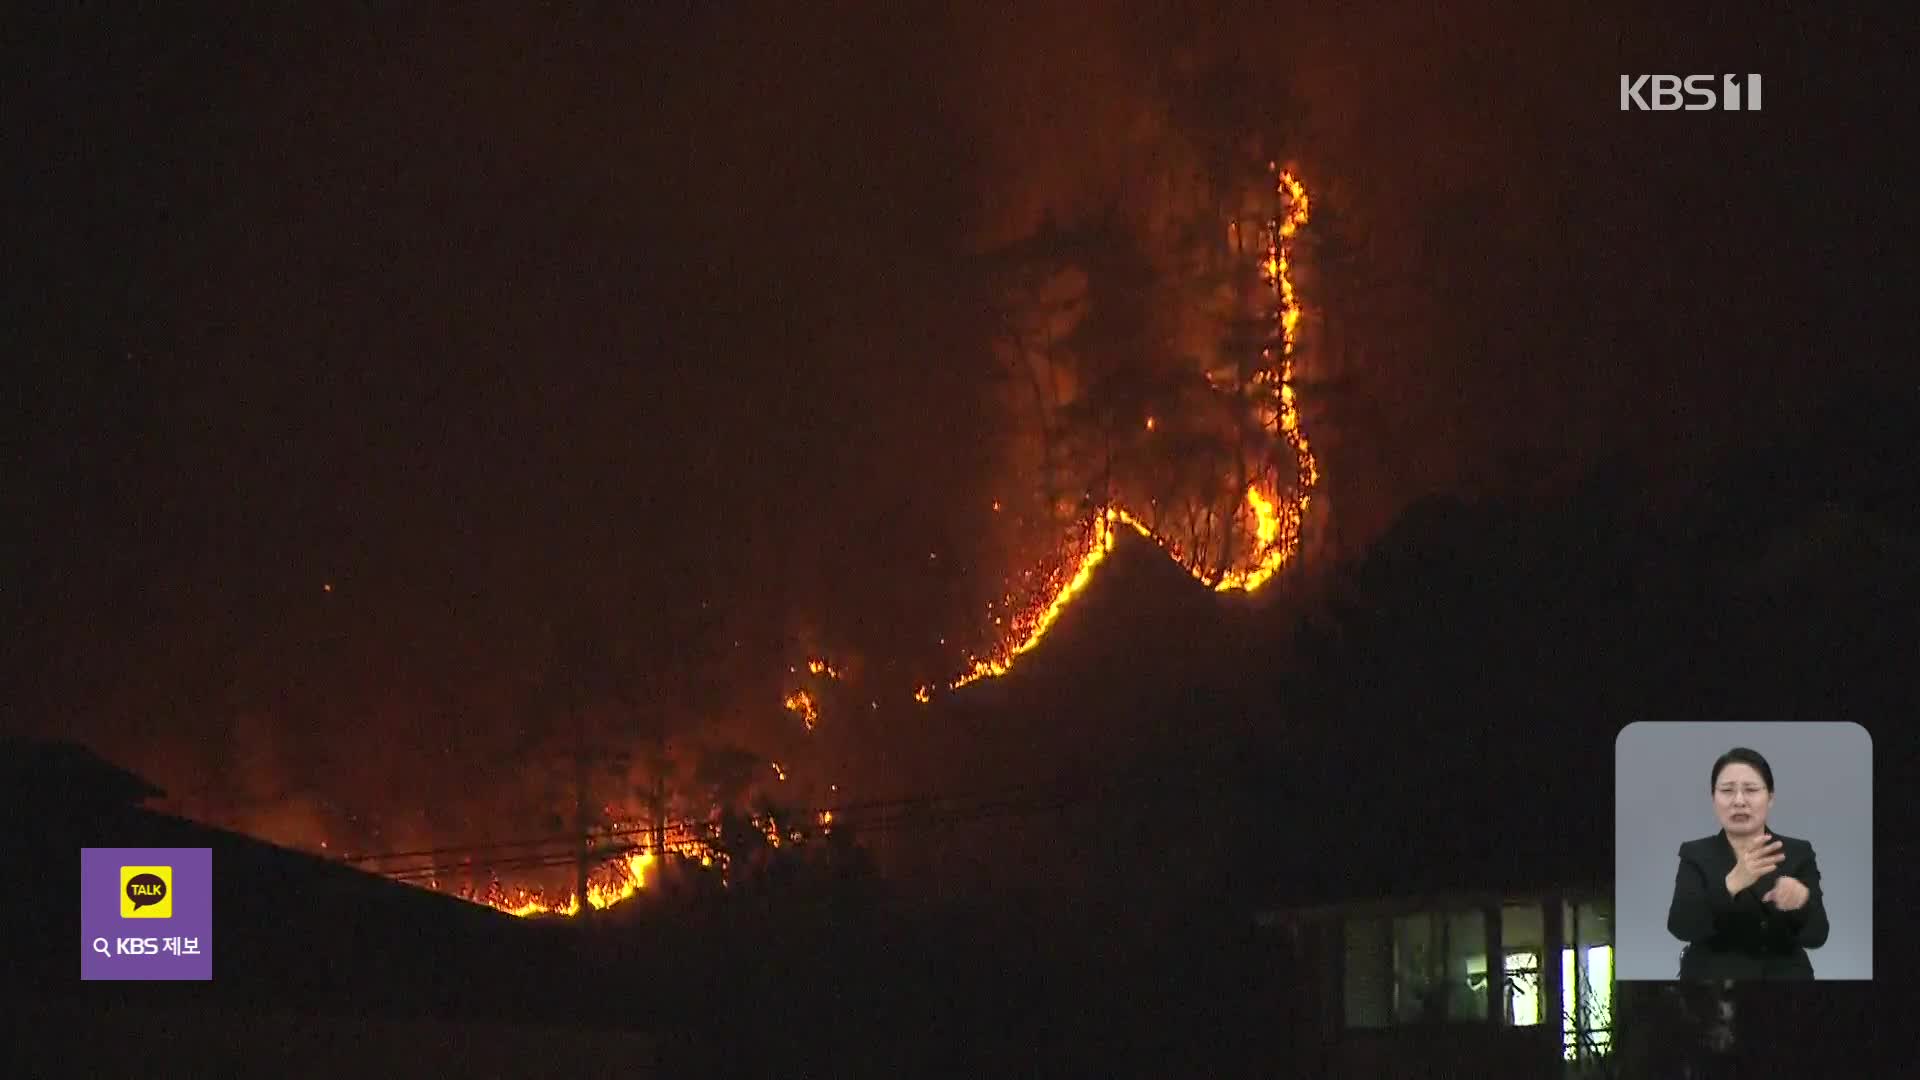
[783,689,819,731]
[807,658,842,679]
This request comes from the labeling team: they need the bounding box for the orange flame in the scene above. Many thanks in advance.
[783,689,819,731]
[445,173,1317,914]
[474,850,658,919]
[947,168,1318,689]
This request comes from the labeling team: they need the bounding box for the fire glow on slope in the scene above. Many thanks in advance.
[953,168,1316,690]
[452,826,736,918]
[462,851,657,918]
[441,171,1315,918]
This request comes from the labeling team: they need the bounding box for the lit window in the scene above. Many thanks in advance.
[1344,899,1611,1044]
[1343,910,1487,1027]
[1563,898,1614,1060]
[1391,910,1487,1023]
[1467,950,1544,1026]
[1499,902,1546,1026]
[1562,946,1615,1058]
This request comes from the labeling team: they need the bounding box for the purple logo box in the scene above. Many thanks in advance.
[81,847,213,980]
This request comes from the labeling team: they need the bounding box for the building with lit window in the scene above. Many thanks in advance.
[1238,742,1619,1080]
[1258,881,1614,1077]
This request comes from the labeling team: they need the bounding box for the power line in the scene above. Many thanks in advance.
[342,818,709,866]
[342,768,1219,868]
[371,773,1224,886]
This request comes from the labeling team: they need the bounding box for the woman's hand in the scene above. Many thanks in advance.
[1725,833,1784,894]
[1762,875,1810,911]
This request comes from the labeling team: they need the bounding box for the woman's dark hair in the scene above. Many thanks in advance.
[1711,747,1775,792]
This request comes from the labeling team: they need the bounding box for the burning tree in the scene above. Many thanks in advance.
[953,133,1319,693]
[514,613,639,910]
[497,601,740,911]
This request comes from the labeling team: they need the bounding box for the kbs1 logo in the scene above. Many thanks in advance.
[1620,74,1762,111]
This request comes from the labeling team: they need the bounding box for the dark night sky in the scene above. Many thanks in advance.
[7,4,1902,848]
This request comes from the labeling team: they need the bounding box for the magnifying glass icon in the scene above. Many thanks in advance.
[92,937,111,957]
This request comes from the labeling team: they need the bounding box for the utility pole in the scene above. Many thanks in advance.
[649,766,667,862]
[573,696,591,918]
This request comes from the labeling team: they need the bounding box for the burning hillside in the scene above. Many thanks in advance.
[433,166,1320,919]
[950,167,1315,689]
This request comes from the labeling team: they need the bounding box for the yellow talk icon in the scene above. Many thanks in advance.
[121,865,173,918]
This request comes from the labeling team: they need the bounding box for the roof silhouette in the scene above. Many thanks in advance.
[4,739,583,1023]
[0,736,167,808]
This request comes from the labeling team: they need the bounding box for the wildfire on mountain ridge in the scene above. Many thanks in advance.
[951,167,1317,689]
